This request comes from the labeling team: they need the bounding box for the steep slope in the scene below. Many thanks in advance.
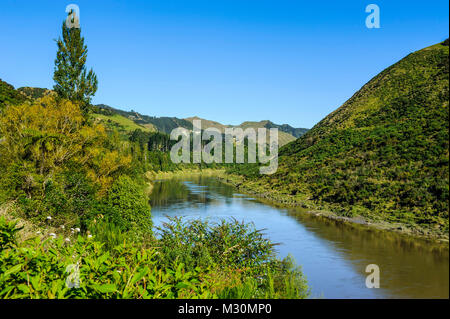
[237,40,449,234]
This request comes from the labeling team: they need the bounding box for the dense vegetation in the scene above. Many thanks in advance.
[0,217,308,299]
[17,87,53,100]
[0,92,309,298]
[229,40,449,236]
[0,17,309,299]
[0,95,149,232]
[0,79,27,110]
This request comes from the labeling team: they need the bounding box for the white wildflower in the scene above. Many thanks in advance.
[46,216,52,220]
[49,233,57,239]
[75,227,80,233]
[65,238,70,242]
[87,234,93,238]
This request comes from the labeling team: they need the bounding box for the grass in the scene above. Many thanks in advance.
[94,113,156,133]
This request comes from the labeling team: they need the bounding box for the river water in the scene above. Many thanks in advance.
[149,176,449,299]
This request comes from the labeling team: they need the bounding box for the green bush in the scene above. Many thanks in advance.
[0,217,22,250]
[86,217,128,251]
[0,220,212,299]
[154,217,309,298]
[0,218,309,299]
[156,217,275,271]
[101,175,152,235]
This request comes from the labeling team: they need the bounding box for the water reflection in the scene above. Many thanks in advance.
[150,176,449,299]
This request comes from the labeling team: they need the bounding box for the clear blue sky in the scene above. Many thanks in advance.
[0,1,448,128]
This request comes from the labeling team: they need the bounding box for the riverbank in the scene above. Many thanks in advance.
[146,168,226,181]
[145,168,226,195]
[144,168,448,243]
[217,173,449,244]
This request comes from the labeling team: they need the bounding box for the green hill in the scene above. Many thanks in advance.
[94,104,192,134]
[0,79,27,109]
[233,40,449,235]
[93,113,155,133]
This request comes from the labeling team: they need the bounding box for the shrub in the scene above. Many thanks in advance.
[102,175,152,234]
[0,219,212,299]
[156,217,275,271]
[154,217,309,298]
[0,218,309,299]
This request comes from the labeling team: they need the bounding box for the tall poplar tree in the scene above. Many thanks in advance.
[53,21,98,114]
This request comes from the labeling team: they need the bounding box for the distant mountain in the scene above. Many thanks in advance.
[184,117,309,146]
[184,116,228,132]
[185,117,308,137]
[95,106,309,146]
[236,39,449,234]
[262,121,309,138]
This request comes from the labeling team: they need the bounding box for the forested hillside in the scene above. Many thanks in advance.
[230,40,449,235]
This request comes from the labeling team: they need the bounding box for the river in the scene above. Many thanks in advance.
[149,176,449,299]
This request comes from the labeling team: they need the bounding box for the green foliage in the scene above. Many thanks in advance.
[94,114,153,134]
[229,41,449,233]
[0,217,308,299]
[156,217,275,271]
[0,231,211,298]
[0,79,27,110]
[0,96,149,234]
[53,22,97,112]
[100,175,152,234]
[0,218,22,250]
[85,217,129,252]
[154,217,309,298]
[216,255,309,299]
[17,87,53,100]
[1,163,97,228]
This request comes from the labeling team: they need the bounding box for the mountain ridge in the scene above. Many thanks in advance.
[94,105,309,146]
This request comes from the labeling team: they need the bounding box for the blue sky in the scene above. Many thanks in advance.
[0,1,448,128]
